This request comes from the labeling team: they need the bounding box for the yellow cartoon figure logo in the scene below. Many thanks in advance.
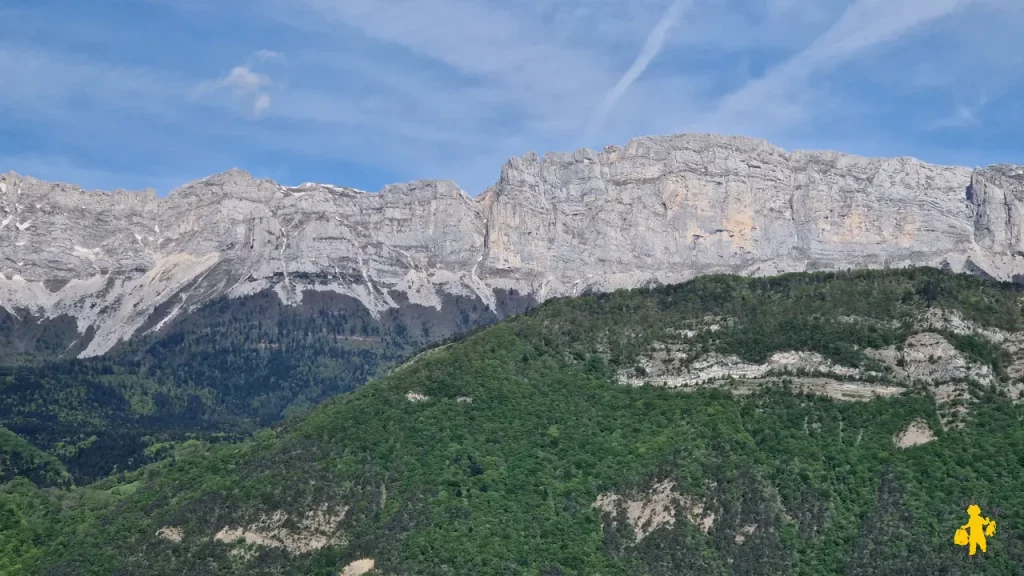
[954,504,996,556]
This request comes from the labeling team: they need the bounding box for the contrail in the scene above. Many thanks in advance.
[584,0,688,142]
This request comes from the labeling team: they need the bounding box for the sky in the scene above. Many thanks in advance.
[1,0,1022,196]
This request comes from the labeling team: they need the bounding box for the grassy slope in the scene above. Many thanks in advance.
[3,268,1024,575]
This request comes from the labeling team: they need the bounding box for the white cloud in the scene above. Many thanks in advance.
[211,65,269,93]
[252,93,272,116]
[584,0,689,141]
[798,0,976,65]
[225,66,268,92]
[192,50,283,118]
[695,0,978,135]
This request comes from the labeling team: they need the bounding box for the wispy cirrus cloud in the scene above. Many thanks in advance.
[929,94,989,130]
[584,0,690,142]
[254,49,284,61]
[695,0,980,136]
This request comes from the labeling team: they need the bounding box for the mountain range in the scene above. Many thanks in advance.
[4,133,1024,360]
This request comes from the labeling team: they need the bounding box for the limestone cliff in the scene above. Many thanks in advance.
[2,133,1022,356]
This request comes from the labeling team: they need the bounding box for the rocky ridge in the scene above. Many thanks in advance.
[619,307,1024,429]
[2,133,1024,357]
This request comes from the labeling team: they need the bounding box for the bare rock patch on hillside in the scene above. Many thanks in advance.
[156,526,183,543]
[405,391,429,402]
[593,479,714,543]
[894,419,937,448]
[620,312,1021,416]
[340,558,376,576]
[213,504,347,556]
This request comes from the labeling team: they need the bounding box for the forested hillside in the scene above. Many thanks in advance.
[0,288,530,484]
[0,426,69,488]
[3,268,1024,574]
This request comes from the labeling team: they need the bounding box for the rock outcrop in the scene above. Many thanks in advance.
[2,133,1023,356]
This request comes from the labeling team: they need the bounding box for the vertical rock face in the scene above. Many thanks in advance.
[2,133,1023,356]
[479,134,990,296]
[967,165,1024,254]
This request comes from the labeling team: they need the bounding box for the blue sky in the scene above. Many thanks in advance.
[1,0,1021,196]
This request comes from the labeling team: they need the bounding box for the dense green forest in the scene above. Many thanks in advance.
[0,288,530,483]
[3,268,1024,574]
[0,426,69,488]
